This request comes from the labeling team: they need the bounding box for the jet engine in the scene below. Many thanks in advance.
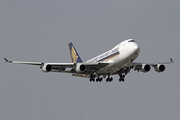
[154,64,165,72]
[76,63,86,73]
[141,64,151,73]
[42,64,52,72]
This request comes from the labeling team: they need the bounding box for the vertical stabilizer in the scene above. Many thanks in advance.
[68,42,83,63]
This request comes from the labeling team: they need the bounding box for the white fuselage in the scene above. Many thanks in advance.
[86,39,140,74]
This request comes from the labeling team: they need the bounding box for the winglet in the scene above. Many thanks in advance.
[170,58,174,63]
[4,58,8,62]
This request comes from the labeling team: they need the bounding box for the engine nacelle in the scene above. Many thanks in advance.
[141,64,151,73]
[154,64,165,72]
[42,64,52,72]
[76,63,86,73]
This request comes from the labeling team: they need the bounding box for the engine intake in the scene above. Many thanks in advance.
[141,64,151,73]
[42,64,52,72]
[155,64,165,72]
[76,63,86,73]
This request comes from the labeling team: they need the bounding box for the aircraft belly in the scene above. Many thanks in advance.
[97,54,130,74]
[97,61,126,74]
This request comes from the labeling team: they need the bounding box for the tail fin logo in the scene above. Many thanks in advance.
[71,46,78,63]
[68,42,83,63]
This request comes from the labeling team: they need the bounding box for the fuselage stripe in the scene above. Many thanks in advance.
[98,52,120,62]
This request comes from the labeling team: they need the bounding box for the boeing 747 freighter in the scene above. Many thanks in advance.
[4,39,174,82]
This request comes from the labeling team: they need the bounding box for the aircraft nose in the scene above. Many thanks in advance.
[128,43,140,55]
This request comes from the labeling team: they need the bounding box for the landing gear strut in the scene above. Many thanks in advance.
[89,77,95,82]
[119,74,125,82]
[90,76,112,82]
[89,75,95,82]
[96,77,103,82]
[106,75,113,82]
[89,75,103,82]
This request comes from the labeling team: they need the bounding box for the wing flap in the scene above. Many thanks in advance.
[47,63,75,68]
[83,62,109,69]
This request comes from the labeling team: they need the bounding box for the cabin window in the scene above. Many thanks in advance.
[128,40,135,42]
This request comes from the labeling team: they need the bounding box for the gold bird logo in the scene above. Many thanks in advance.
[71,46,78,63]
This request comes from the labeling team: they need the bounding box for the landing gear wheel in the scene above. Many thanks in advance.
[106,77,113,82]
[90,78,95,82]
[90,74,96,82]
[119,74,125,82]
[119,78,124,82]
[100,77,103,82]
[95,77,103,82]
[96,78,100,82]
[110,77,113,82]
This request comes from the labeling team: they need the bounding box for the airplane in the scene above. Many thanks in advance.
[4,39,174,82]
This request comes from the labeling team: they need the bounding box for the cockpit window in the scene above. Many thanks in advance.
[128,40,135,42]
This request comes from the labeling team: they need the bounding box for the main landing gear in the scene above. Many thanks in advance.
[106,75,113,82]
[89,77,95,82]
[89,77,103,82]
[119,74,125,82]
[89,77,112,82]
[89,74,125,82]
[89,74,113,82]
[96,77,103,82]
[89,75,103,82]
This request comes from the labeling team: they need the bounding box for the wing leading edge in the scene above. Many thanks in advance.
[4,41,109,76]
[4,58,109,74]
[132,58,174,72]
[4,58,42,65]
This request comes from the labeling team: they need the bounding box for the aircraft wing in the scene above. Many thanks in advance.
[4,58,109,73]
[4,58,42,65]
[132,58,174,72]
